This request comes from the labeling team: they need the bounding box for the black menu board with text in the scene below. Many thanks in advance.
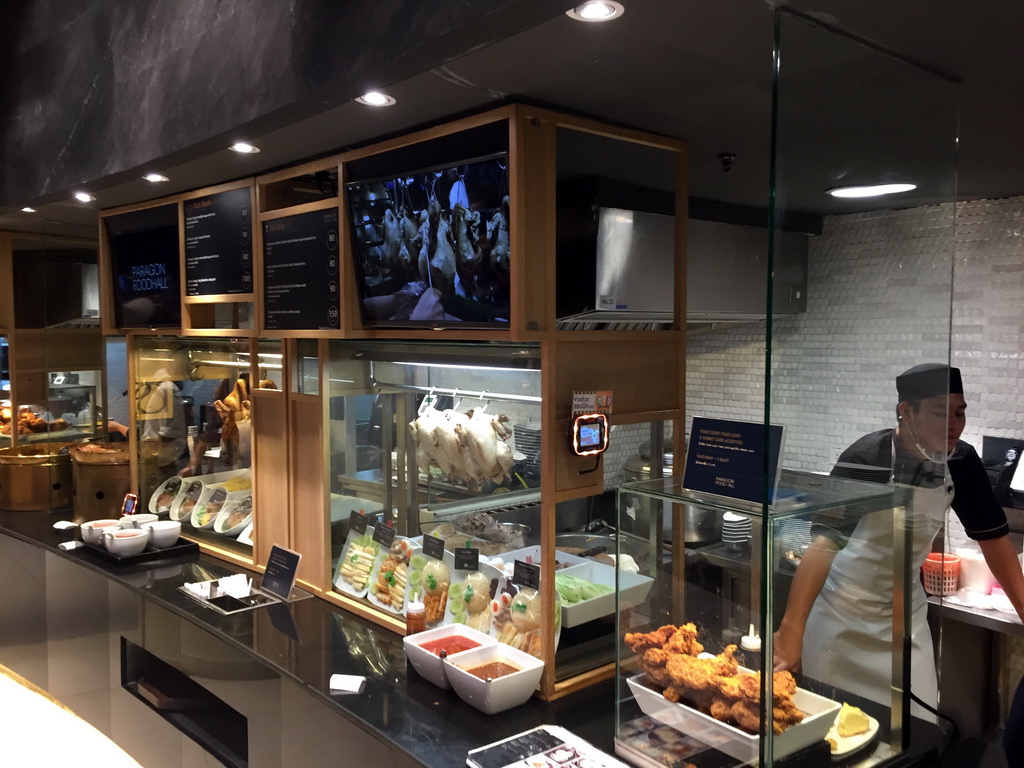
[184,187,253,296]
[262,208,340,330]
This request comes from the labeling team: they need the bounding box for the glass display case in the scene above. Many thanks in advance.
[0,369,104,444]
[327,340,542,568]
[614,472,913,767]
[133,336,282,557]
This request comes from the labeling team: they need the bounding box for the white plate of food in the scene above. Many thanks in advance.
[191,485,230,530]
[214,496,253,537]
[170,479,204,522]
[332,529,381,598]
[445,559,505,635]
[366,537,418,615]
[627,671,840,764]
[555,561,654,627]
[149,475,185,516]
[409,548,454,626]
[825,704,879,760]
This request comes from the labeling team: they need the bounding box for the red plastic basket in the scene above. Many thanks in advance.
[922,552,960,596]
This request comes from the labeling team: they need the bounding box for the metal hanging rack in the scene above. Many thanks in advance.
[370,377,541,406]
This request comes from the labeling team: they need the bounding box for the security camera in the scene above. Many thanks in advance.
[719,153,736,173]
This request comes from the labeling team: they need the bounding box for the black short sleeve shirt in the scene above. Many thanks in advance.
[815,428,1008,547]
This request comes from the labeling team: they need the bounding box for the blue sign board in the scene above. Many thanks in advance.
[683,417,785,505]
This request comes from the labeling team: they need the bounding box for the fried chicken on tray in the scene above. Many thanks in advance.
[624,623,804,735]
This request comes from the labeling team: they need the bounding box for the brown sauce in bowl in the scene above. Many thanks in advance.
[464,661,520,680]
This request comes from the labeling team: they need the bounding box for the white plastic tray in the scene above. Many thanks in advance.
[556,561,654,627]
[627,672,841,763]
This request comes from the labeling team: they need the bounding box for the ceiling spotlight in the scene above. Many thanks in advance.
[566,1,625,22]
[230,142,260,154]
[74,192,96,203]
[143,173,169,183]
[827,183,917,199]
[355,91,396,107]
[21,207,36,213]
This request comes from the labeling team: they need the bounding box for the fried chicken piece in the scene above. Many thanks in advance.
[625,624,681,655]
[664,645,738,694]
[662,622,705,657]
[735,670,799,703]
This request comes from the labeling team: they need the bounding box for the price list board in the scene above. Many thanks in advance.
[262,208,341,330]
[183,187,253,296]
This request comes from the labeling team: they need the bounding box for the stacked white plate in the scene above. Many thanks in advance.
[513,422,542,461]
[722,512,751,549]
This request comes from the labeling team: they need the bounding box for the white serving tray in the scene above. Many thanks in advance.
[627,671,840,763]
[556,561,654,627]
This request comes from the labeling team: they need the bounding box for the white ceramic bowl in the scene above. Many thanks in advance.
[443,642,544,714]
[142,520,181,549]
[81,519,120,545]
[120,513,159,530]
[102,528,150,556]
[403,624,497,689]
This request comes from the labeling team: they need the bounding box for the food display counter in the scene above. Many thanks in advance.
[131,336,283,559]
[613,472,930,768]
[0,509,622,768]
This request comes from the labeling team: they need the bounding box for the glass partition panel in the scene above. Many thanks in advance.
[135,336,256,557]
[763,10,958,766]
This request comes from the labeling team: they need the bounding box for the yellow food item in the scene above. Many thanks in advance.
[826,736,838,752]
[221,476,252,492]
[837,703,870,738]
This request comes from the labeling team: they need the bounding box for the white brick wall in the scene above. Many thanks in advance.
[686,195,1024,720]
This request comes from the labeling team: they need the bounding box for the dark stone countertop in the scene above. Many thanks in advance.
[0,509,616,768]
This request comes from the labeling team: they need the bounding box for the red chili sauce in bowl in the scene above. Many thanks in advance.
[464,661,520,680]
[419,636,481,657]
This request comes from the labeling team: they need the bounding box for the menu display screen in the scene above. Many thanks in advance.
[106,204,181,328]
[262,208,340,330]
[184,187,252,296]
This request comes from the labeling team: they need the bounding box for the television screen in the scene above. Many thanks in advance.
[106,204,181,328]
[346,153,510,328]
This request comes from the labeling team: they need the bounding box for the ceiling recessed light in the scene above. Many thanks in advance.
[827,183,917,199]
[566,1,624,22]
[143,173,169,183]
[355,91,396,107]
[74,192,96,203]
[230,142,260,154]
[21,207,36,213]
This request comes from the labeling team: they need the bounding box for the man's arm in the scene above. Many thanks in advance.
[773,535,840,672]
[979,536,1024,624]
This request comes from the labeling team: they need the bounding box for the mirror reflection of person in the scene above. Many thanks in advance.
[773,364,1024,719]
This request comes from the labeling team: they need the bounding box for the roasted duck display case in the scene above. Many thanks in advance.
[326,339,660,686]
[614,472,914,768]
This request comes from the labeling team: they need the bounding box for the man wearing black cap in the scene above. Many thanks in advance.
[774,363,1024,722]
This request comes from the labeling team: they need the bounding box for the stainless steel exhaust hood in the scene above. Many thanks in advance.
[556,204,809,330]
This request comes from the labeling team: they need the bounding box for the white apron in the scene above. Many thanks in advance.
[801,466,952,720]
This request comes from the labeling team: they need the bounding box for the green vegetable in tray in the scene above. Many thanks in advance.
[554,573,614,604]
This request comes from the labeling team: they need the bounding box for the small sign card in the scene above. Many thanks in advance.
[349,510,369,535]
[571,389,614,416]
[371,520,396,550]
[422,533,445,561]
[454,546,480,572]
[261,545,302,601]
[683,417,785,505]
[513,560,541,591]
